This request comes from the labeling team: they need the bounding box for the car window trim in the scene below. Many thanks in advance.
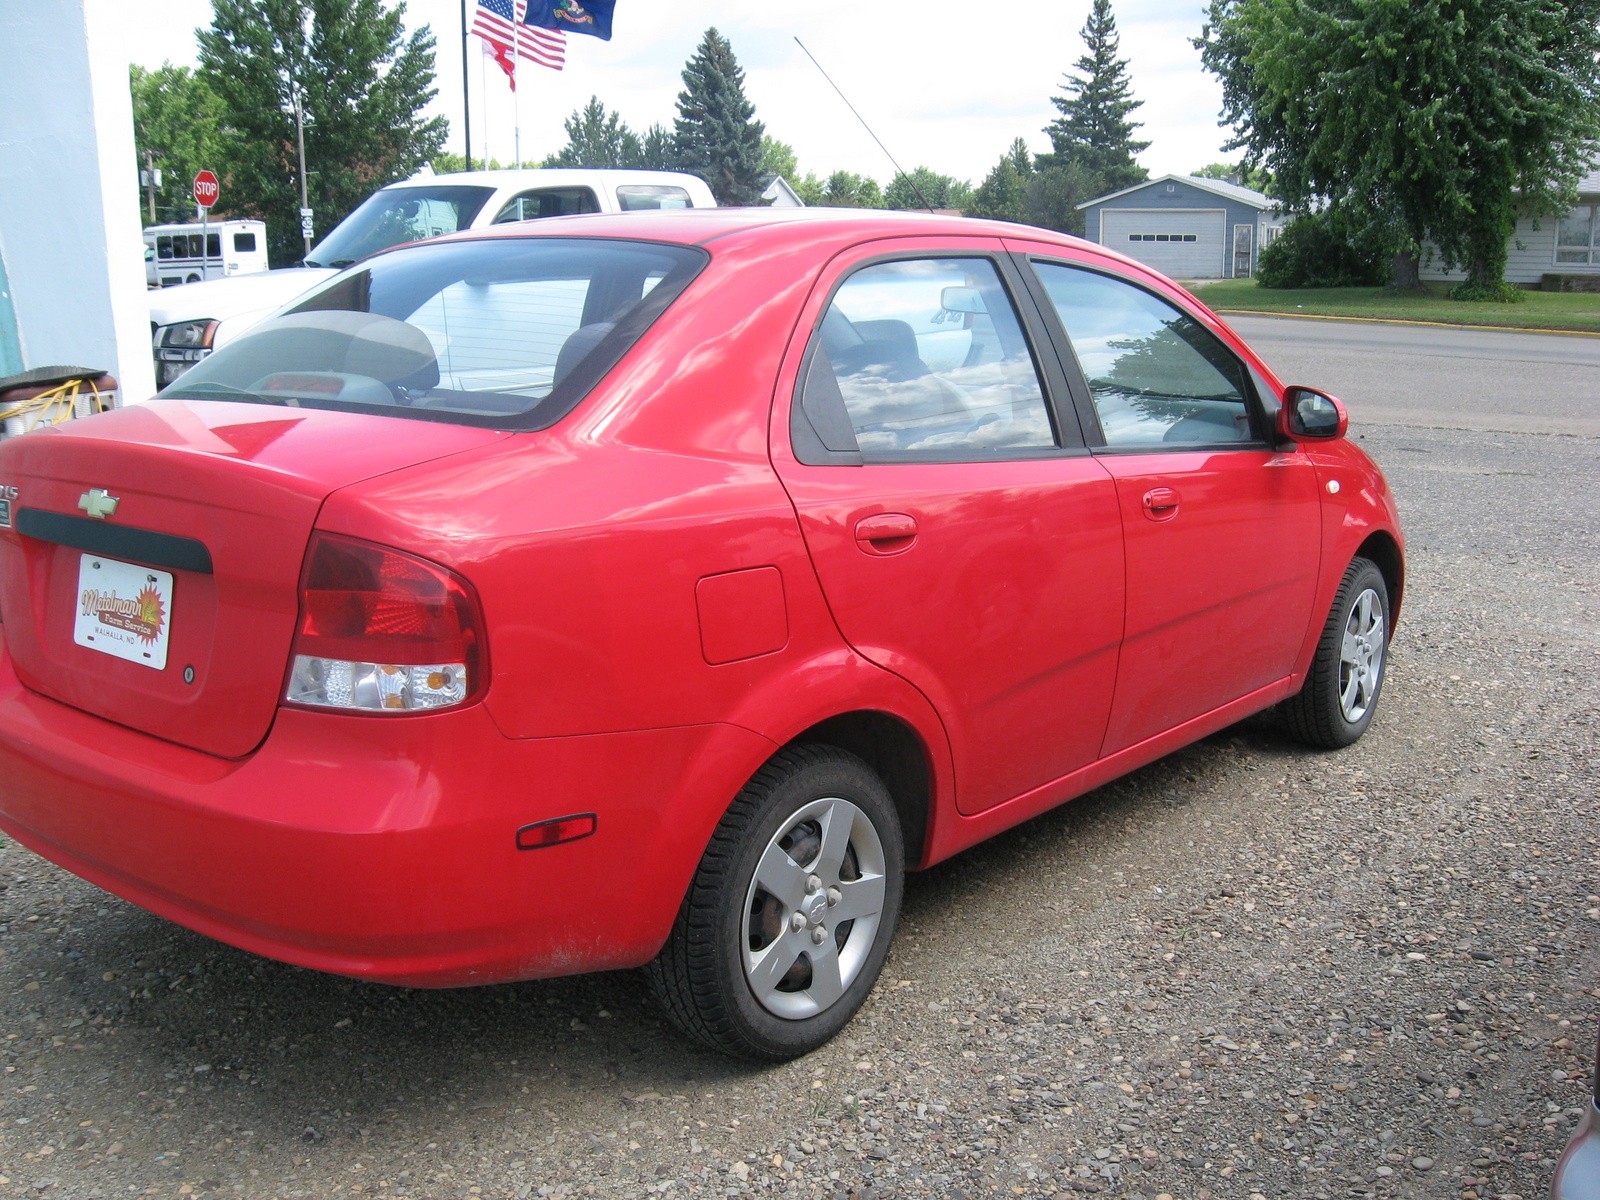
[1013,253,1276,454]
[788,248,1091,468]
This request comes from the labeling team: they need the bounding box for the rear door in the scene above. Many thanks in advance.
[771,239,1125,816]
[1016,249,1321,756]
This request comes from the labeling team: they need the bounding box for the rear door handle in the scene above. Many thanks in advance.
[854,512,918,555]
[1142,487,1180,520]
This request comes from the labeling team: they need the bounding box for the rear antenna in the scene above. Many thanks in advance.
[795,37,935,214]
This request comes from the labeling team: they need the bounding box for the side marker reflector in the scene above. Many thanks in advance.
[516,813,597,851]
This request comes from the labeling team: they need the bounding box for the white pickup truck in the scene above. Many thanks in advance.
[149,168,717,389]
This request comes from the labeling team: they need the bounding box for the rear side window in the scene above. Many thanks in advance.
[798,257,1054,460]
[1033,263,1255,448]
[616,185,693,210]
[492,188,601,223]
[163,237,706,429]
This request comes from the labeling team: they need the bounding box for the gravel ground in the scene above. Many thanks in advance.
[2,417,1597,1200]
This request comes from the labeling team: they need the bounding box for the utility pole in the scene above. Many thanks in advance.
[143,150,159,223]
[291,84,313,259]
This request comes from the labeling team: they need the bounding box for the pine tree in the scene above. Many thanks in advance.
[638,125,677,172]
[545,97,643,168]
[672,28,766,206]
[1197,0,1600,296]
[1045,0,1149,192]
[966,140,1035,224]
[197,0,446,266]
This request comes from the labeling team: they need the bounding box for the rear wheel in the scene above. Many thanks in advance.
[647,745,904,1061]
[1283,556,1390,748]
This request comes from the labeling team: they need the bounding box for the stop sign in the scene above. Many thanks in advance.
[193,170,220,209]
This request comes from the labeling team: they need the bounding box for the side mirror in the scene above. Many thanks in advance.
[1277,385,1348,440]
[940,285,987,315]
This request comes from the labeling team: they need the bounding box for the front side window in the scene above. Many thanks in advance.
[1034,263,1255,449]
[1557,205,1597,265]
[162,237,706,428]
[799,257,1054,459]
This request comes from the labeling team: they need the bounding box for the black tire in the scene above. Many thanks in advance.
[1282,556,1390,749]
[647,744,905,1061]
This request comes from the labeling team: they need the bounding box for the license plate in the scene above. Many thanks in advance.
[74,555,173,670]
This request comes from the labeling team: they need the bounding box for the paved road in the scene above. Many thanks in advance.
[1227,313,1600,436]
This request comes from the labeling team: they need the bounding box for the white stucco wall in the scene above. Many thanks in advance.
[0,0,156,399]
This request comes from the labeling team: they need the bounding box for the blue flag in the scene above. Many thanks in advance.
[523,0,613,40]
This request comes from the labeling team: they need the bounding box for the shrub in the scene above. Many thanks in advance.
[1257,213,1388,289]
[1447,279,1526,304]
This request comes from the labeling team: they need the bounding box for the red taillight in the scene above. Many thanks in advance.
[284,533,486,713]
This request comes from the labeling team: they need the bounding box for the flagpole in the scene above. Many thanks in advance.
[480,46,489,166]
[513,0,523,167]
[459,0,472,171]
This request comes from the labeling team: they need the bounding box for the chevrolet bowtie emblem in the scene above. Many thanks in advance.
[78,488,119,520]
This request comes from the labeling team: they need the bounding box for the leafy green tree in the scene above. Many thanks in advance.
[884,167,973,212]
[1023,162,1101,236]
[430,153,508,174]
[197,0,447,266]
[761,137,799,185]
[1191,160,1273,195]
[130,65,230,225]
[673,28,766,205]
[966,139,1035,224]
[1197,0,1600,297]
[1044,0,1149,192]
[545,96,643,168]
[794,173,827,206]
[820,172,884,208]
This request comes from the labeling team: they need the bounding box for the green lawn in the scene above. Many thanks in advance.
[1189,279,1600,334]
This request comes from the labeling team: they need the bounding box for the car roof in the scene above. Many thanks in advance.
[428,206,1102,257]
[384,168,712,190]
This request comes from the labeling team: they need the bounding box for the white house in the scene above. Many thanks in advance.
[1421,165,1600,288]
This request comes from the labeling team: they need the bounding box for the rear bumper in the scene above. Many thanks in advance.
[0,654,774,987]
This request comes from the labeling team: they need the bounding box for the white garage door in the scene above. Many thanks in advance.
[1101,210,1226,279]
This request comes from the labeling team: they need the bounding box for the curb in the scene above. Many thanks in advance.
[1209,307,1600,340]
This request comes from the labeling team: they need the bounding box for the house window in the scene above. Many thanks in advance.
[1556,205,1598,265]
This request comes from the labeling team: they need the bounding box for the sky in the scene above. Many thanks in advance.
[116,0,1237,188]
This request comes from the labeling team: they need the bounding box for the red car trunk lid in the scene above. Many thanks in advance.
[0,401,505,758]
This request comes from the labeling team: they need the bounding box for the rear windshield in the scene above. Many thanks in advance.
[162,237,707,429]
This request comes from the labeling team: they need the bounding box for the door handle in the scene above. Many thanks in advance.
[1142,487,1180,520]
[854,512,918,555]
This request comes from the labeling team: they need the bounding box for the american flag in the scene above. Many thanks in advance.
[472,0,565,88]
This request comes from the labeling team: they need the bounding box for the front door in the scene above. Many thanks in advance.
[1026,258,1321,755]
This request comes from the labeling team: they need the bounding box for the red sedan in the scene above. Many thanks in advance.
[0,209,1402,1059]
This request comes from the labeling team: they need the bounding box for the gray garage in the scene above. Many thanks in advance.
[1079,175,1284,280]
